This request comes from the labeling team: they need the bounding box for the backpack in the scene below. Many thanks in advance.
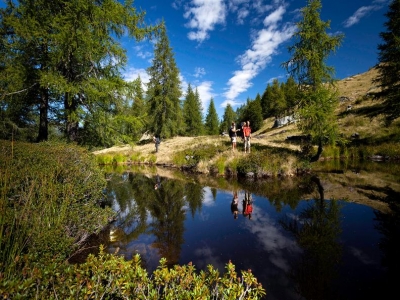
[229,127,236,138]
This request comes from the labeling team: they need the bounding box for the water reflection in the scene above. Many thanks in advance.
[104,167,400,300]
[280,175,342,300]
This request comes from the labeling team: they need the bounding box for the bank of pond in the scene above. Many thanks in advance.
[1,140,399,299]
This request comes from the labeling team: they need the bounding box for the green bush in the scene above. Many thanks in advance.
[0,246,266,299]
[96,154,114,165]
[112,153,127,164]
[0,140,114,281]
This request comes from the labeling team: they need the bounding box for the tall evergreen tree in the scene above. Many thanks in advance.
[182,84,203,136]
[282,0,343,162]
[283,76,300,115]
[374,0,400,123]
[240,95,264,132]
[204,98,219,135]
[261,84,273,119]
[220,103,236,133]
[146,22,183,138]
[269,79,286,118]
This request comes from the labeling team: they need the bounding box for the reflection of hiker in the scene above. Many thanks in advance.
[154,175,161,190]
[243,121,252,153]
[229,122,240,151]
[231,191,239,219]
[242,191,253,219]
[153,136,161,153]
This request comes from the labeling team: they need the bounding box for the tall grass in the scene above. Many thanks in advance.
[0,140,114,281]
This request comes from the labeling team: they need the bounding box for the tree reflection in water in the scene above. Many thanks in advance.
[103,167,400,300]
[280,176,343,300]
[107,172,205,269]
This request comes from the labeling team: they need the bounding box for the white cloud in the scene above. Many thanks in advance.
[267,74,285,84]
[223,5,295,105]
[343,0,388,28]
[242,202,301,272]
[123,67,150,90]
[194,67,206,78]
[194,81,216,113]
[184,0,227,43]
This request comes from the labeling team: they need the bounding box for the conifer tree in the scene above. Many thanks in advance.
[220,104,236,133]
[282,0,343,162]
[182,84,204,136]
[1,0,157,144]
[147,22,183,138]
[204,98,220,135]
[240,95,264,132]
[283,76,300,115]
[269,79,286,118]
[261,84,273,119]
[374,0,400,123]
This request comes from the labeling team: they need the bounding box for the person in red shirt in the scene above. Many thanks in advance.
[242,121,251,153]
[242,191,253,219]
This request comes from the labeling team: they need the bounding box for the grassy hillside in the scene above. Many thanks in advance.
[94,65,399,170]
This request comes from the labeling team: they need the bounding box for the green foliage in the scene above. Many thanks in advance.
[146,23,183,138]
[220,104,237,133]
[282,0,344,161]
[205,98,220,135]
[0,246,266,299]
[96,154,114,165]
[182,84,204,136]
[0,140,114,281]
[374,0,400,123]
[239,94,264,132]
[112,153,127,164]
[214,156,227,174]
[0,0,158,145]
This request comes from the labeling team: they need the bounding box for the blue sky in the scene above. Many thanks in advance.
[122,0,390,119]
[0,0,390,119]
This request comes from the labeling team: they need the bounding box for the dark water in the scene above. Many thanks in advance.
[104,165,400,300]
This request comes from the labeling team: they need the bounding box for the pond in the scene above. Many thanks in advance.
[103,161,400,300]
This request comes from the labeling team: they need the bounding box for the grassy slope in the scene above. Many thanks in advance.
[95,65,399,164]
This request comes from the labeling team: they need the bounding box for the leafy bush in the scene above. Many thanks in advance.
[0,246,266,299]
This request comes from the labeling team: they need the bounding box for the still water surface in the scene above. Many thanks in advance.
[104,165,399,300]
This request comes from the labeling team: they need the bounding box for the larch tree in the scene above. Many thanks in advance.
[183,84,204,136]
[146,22,183,138]
[1,0,158,145]
[282,0,344,162]
[204,98,220,135]
[374,0,400,123]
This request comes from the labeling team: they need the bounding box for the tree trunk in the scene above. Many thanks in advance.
[310,139,323,162]
[64,92,79,142]
[36,87,49,142]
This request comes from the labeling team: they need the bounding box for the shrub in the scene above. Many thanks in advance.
[0,246,266,299]
[112,153,126,164]
[0,140,114,281]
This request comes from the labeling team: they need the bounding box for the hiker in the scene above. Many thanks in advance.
[243,191,253,219]
[231,191,239,219]
[243,121,252,153]
[154,174,161,190]
[153,136,161,153]
[229,122,240,151]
